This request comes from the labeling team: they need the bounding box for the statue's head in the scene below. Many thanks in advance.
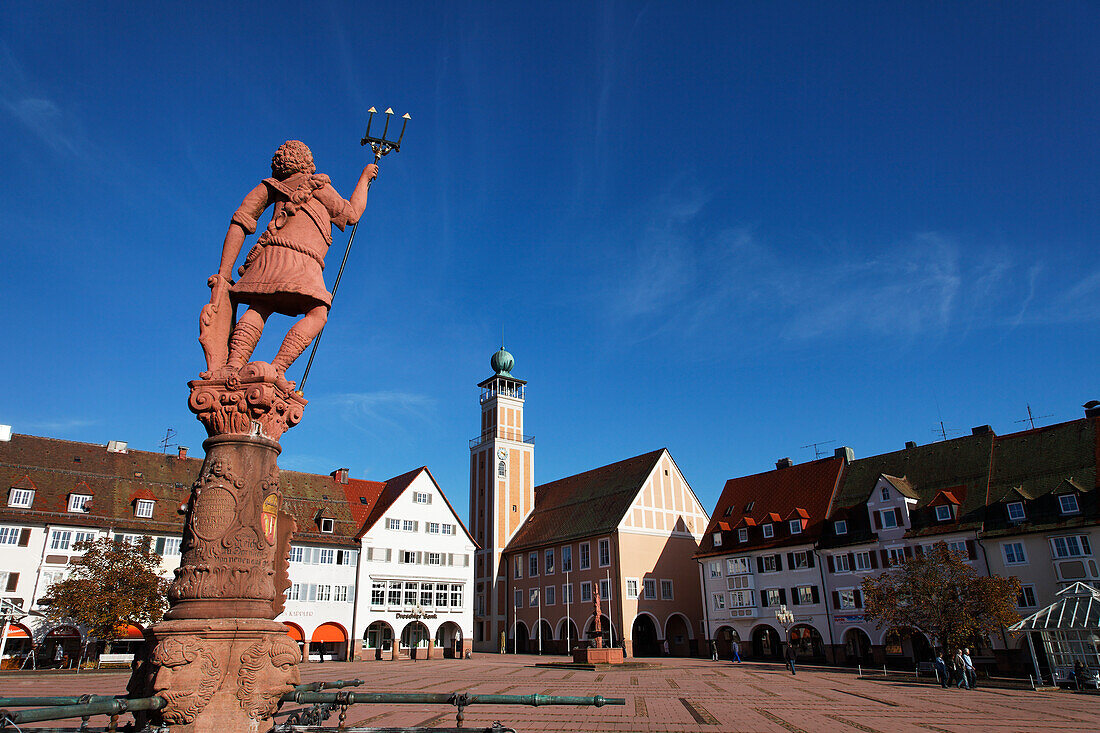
[236,635,301,718]
[151,637,220,724]
[271,141,316,179]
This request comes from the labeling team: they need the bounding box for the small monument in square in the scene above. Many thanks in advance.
[572,582,624,665]
[132,114,407,732]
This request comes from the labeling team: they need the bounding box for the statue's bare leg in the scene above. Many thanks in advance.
[224,306,271,373]
[271,305,328,391]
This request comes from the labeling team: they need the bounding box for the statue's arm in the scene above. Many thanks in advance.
[345,163,378,225]
[216,183,270,282]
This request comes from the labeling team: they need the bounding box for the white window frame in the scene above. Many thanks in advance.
[561,545,573,573]
[427,552,442,565]
[854,551,872,571]
[1058,494,1080,515]
[713,532,723,547]
[762,524,774,538]
[838,588,857,609]
[68,494,92,513]
[561,583,573,604]
[598,538,611,567]
[834,519,847,535]
[514,588,523,608]
[880,510,898,529]
[738,528,748,543]
[413,491,431,504]
[529,588,539,607]
[544,585,555,605]
[626,578,639,598]
[135,499,155,518]
[50,530,72,551]
[709,562,721,578]
[1006,502,1026,522]
[580,581,593,602]
[713,592,726,610]
[1003,542,1027,566]
[8,489,33,508]
[599,578,612,601]
[796,585,815,605]
[935,505,952,522]
[660,579,673,600]
[529,552,538,577]
[788,519,802,535]
[1051,535,1091,558]
[0,526,21,545]
[579,542,591,570]
[545,548,555,575]
[1018,585,1037,608]
[642,578,656,600]
[427,522,440,534]
[386,518,400,530]
[761,555,777,573]
[834,554,851,573]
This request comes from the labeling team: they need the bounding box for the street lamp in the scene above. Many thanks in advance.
[775,605,795,647]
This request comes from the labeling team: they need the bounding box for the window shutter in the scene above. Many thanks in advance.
[778,588,787,605]
[790,588,800,605]
[416,551,423,564]
[446,553,453,566]
[832,590,841,607]
[903,546,913,559]
[757,557,765,573]
[787,552,795,568]
[873,511,882,530]
[868,552,878,569]
[760,589,768,607]
[806,552,815,568]
[365,547,373,560]
[5,573,18,592]
[463,554,470,567]
[914,545,924,557]
[414,521,419,531]
[880,550,890,567]
[966,540,977,560]
[854,589,863,608]
[811,586,820,604]
[848,552,856,569]
[774,554,783,571]
[398,550,405,564]
[827,555,835,573]
[18,529,30,547]
[894,508,903,526]
[155,537,166,554]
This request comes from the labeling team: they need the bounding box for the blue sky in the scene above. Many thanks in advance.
[2,2,1098,520]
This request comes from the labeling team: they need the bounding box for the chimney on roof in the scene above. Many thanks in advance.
[971,425,993,436]
[332,468,350,484]
[776,457,793,469]
[106,440,128,453]
[1085,401,1100,419]
[177,446,188,460]
[905,440,917,449]
[0,425,11,442]
[834,446,854,461]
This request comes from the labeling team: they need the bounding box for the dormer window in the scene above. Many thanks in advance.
[8,489,33,508]
[744,501,755,512]
[135,499,154,518]
[880,487,890,500]
[712,532,722,547]
[413,491,431,504]
[738,528,748,543]
[935,505,952,522]
[1006,502,1026,522]
[879,509,898,529]
[68,494,92,513]
[788,519,802,535]
[1058,494,1080,515]
[320,517,335,533]
[723,506,733,517]
[762,523,774,538]
[834,520,847,535]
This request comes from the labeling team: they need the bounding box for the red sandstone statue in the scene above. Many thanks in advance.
[200,140,377,391]
[592,584,603,648]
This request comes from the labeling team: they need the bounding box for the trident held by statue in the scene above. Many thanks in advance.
[297,107,410,393]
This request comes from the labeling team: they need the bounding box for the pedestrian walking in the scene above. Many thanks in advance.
[962,648,976,689]
[710,640,718,661]
[953,649,969,689]
[785,644,797,675]
[731,640,742,663]
[933,650,948,688]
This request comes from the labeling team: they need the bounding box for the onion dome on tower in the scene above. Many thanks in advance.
[491,346,515,377]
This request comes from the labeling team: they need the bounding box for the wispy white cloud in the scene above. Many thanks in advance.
[316,390,435,437]
[21,417,98,433]
[0,45,83,157]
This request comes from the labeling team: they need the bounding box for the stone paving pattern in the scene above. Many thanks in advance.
[1,655,1097,731]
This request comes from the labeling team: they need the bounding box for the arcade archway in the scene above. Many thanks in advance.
[751,624,781,659]
[843,628,872,665]
[664,614,691,656]
[631,614,661,657]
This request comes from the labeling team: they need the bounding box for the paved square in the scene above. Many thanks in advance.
[1,655,1097,731]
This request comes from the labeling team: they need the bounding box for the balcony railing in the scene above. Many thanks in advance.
[469,431,535,449]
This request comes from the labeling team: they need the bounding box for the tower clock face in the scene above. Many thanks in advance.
[497,448,507,460]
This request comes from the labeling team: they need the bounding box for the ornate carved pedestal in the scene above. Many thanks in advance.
[131,363,303,733]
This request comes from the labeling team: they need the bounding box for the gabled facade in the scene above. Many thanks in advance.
[349,467,475,660]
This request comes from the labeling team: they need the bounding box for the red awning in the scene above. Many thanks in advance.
[283,623,304,642]
[311,623,347,643]
[113,624,144,640]
[3,624,29,638]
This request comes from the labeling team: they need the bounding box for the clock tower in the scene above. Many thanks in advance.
[469,346,534,651]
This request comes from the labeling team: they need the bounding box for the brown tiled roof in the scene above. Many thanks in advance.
[0,433,357,547]
[695,455,844,558]
[505,449,666,553]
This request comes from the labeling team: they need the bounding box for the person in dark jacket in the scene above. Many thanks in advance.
[933,651,948,688]
[785,644,797,675]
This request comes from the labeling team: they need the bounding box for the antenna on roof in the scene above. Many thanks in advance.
[160,428,177,454]
[1015,404,1053,430]
[932,421,961,442]
[799,440,836,459]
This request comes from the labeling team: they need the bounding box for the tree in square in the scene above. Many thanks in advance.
[861,542,1021,653]
[44,537,169,655]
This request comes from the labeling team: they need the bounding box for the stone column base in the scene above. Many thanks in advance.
[134,618,300,733]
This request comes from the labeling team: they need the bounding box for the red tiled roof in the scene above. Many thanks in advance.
[506,449,666,552]
[697,455,844,557]
[716,522,731,531]
[128,488,156,503]
[341,478,386,527]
